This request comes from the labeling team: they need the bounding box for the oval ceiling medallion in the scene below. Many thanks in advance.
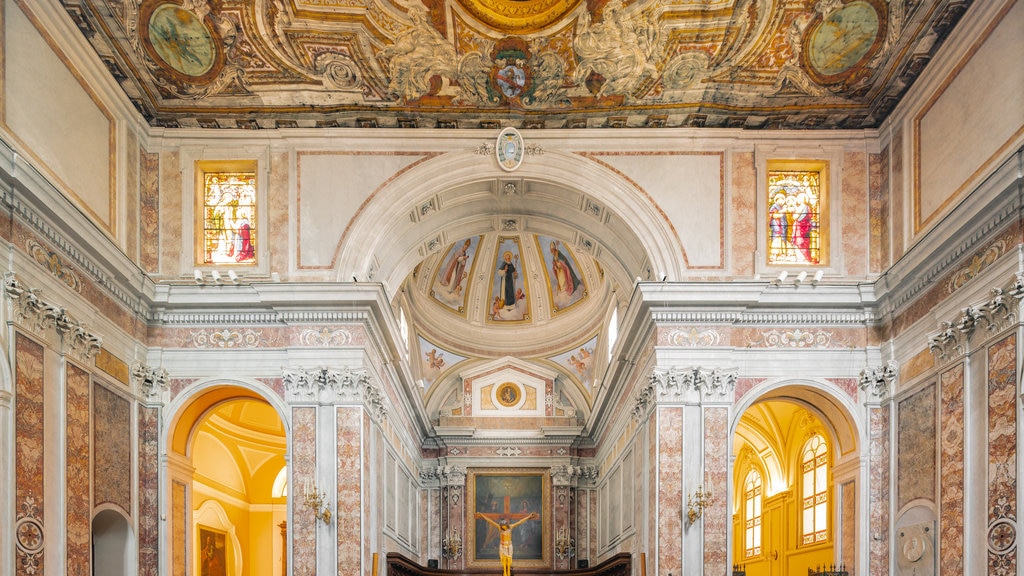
[141,1,223,82]
[455,0,584,34]
[803,0,885,85]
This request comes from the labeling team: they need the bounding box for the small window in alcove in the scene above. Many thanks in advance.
[766,160,828,266]
[197,161,258,265]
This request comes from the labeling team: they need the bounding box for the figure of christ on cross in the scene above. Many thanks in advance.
[476,496,539,576]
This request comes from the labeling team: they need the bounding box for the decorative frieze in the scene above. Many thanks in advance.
[132,363,169,402]
[282,367,388,421]
[859,360,898,399]
[4,273,102,359]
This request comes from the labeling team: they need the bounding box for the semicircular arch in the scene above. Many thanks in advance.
[336,149,688,291]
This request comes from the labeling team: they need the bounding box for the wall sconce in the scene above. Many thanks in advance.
[554,526,576,560]
[303,479,332,525]
[441,529,462,560]
[686,485,713,524]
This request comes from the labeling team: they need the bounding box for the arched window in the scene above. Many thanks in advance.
[801,434,829,544]
[744,469,763,558]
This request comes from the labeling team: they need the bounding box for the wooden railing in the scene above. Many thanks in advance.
[387,553,632,576]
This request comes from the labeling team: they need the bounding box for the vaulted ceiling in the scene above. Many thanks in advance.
[65,0,971,129]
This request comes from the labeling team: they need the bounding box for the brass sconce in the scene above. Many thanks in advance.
[441,530,462,560]
[303,479,332,525]
[554,526,576,560]
[686,485,713,524]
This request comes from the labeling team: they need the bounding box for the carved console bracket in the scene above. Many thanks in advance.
[132,362,169,402]
[928,276,1022,360]
[4,273,101,359]
[634,367,737,420]
[858,360,898,399]
[282,366,388,421]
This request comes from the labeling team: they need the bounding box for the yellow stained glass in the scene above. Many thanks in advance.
[202,172,256,265]
[767,170,822,265]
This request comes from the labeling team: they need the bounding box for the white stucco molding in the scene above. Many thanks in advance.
[282,366,389,422]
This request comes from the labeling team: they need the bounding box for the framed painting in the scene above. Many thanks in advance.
[467,469,550,568]
[197,526,227,576]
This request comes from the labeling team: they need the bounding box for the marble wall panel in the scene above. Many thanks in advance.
[731,151,756,276]
[337,407,363,576]
[159,150,182,276]
[703,407,728,574]
[987,335,1016,575]
[66,364,91,576]
[870,146,891,273]
[897,383,936,509]
[125,130,139,262]
[139,405,160,576]
[891,127,904,258]
[939,363,964,576]
[93,382,132,512]
[140,148,160,273]
[869,406,890,576]
[841,481,856,571]
[15,334,44,576]
[841,151,868,277]
[291,407,317,576]
[657,407,682,576]
[269,152,290,277]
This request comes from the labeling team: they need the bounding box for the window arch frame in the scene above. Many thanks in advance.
[800,433,830,545]
[742,467,764,559]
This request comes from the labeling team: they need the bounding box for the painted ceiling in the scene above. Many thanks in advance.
[65,0,971,129]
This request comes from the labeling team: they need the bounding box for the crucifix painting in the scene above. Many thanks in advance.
[469,470,548,566]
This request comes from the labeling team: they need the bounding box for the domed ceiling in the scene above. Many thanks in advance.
[64,0,972,129]
[404,232,611,415]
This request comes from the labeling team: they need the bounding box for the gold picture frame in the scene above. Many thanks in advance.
[467,468,550,568]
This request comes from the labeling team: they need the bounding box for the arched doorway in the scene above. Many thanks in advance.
[731,385,861,576]
[167,385,288,576]
[93,508,135,576]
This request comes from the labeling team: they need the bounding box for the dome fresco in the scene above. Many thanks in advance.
[407,233,609,409]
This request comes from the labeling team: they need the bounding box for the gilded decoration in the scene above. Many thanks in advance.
[69,0,968,129]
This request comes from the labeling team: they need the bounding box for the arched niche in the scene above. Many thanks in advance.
[92,507,136,576]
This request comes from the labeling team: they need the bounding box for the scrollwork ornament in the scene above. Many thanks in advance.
[132,363,170,402]
[858,360,897,398]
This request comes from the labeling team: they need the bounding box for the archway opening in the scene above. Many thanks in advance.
[169,388,287,576]
[92,508,135,576]
[732,393,859,576]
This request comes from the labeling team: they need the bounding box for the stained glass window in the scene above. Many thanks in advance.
[202,172,256,265]
[801,434,829,545]
[744,469,762,558]
[767,167,823,265]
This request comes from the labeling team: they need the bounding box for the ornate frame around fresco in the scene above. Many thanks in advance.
[466,468,551,569]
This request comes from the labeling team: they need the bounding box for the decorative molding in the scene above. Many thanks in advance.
[132,362,169,402]
[282,367,388,421]
[746,328,846,348]
[150,309,371,325]
[4,273,102,359]
[495,446,522,457]
[858,360,898,398]
[27,238,81,292]
[651,310,872,325]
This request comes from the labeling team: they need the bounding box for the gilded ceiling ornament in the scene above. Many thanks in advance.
[455,0,584,34]
[572,0,660,97]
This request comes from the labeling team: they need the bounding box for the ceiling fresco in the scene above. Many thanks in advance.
[64,0,971,129]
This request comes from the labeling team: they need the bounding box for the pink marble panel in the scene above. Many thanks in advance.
[825,377,858,401]
[891,128,904,257]
[159,150,182,276]
[256,377,286,401]
[66,364,91,576]
[988,335,1016,575]
[869,406,889,576]
[337,407,363,576]
[841,481,856,572]
[168,378,198,402]
[703,408,728,574]
[172,481,187,576]
[939,363,964,576]
[139,405,161,576]
[140,148,160,273]
[292,407,317,576]
[734,377,767,402]
[897,383,935,509]
[125,132,139,262]
[16,334,45,576]
[869,147,891,273]
[657,407,682,576]
[731,152,756,276]
[842,151,868,277]
[93,382,132,512]
[269,152,290,276]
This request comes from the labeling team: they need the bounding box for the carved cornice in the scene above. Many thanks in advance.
[282,366,388,421]
[424,465,466,487]
[4,273,102,359]
[858,360,898,399]
[928,277,1021,361]
[650,310,872,325]
[132,362,169,403]
[151,309,372,325]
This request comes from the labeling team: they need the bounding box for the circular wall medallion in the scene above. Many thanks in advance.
[495,382,521,407]
[988,518,1017,554]
[141,2,222,81]
[496,127,524,172]
[804,0,884,84]
[15,517,44,554]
